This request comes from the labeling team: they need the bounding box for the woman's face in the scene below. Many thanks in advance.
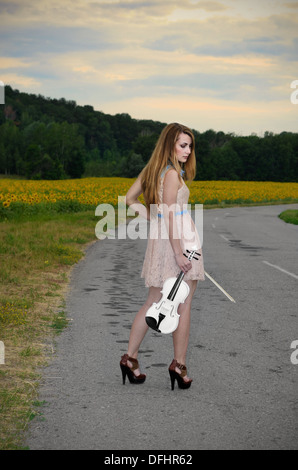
[175,132,193,164]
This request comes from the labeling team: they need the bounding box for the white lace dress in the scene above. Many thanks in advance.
[141,170,205,288]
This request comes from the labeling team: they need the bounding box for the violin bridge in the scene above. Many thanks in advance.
[160,304,173,316]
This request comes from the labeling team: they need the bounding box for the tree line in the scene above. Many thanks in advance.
[0,85,297,182]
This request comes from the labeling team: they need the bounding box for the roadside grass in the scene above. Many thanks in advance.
[279,210,298,225]
[0,210,98,450]
[202,199,298,210]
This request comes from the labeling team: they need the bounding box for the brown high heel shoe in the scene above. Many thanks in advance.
[169,359,193,390]
[120,354,146,385]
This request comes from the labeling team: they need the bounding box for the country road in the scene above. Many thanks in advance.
[26,204,298,450]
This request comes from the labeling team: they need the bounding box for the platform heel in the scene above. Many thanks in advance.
[120,354,146,385]
[168,359,192,390]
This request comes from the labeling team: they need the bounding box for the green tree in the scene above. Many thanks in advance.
[0,121,20,174]
[120,152,144,178]
[24,144,43,179]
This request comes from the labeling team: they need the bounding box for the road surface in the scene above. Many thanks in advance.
[26,204,298,450]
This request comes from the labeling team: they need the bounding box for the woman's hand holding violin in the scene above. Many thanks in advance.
[174,253,192,274]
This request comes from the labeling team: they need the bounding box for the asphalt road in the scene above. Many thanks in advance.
[26,204,298,450]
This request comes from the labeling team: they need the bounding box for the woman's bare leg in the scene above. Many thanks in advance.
[126,286,162,374]
[172,280,197,380]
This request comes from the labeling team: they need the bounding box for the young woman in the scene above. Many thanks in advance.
[120,123,204,390]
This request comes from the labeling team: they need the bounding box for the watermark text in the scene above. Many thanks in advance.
[0,341,5,365]
[290,340,298,365]
[290,80,298,104]
[0,81,4,105]
[95,197,203,249]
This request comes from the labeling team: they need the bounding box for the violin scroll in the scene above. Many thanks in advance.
[183,249,201,261]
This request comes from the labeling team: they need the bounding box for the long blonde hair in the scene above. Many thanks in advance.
[140,123,196,207]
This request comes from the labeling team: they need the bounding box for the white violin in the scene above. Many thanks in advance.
[145,248,201,334]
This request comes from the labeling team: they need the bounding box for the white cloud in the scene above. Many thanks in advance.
[99,93,297,135]
[0,57,33,69]
[0,73,41,89]
[285,2,298,8]
[0,0,297,134]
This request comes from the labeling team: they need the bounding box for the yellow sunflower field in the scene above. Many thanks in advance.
[0,177,298,214]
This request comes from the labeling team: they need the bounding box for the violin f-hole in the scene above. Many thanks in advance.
[145,313,165,332]
[156,313,166,331]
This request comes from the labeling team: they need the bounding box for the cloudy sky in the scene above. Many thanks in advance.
[0,0,297,135]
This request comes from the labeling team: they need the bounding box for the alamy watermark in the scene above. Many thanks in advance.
[0,341,4,365]
[0,81,4,105]
[290,340,298,365]
[95,196,203,249]
[290,80,298,104]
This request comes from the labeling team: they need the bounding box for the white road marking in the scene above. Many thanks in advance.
[205,271,236,303]
[263,261,298,280]
[220,234,229,242]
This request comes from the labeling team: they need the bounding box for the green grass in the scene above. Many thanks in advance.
[202,199,298,210]
[279,210,298,225]
[0,200,92,221]
[0,210,98,450]
[50,311,69,334]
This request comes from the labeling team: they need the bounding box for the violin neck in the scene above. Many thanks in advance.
[167,271,185,301]
[167,249,198,301]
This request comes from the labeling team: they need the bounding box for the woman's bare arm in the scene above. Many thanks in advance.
[125,175,149,220]
[163,170,192,274]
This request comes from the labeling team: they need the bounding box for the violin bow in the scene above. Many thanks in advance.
[184,247,236,303]
[204,271,236,303]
